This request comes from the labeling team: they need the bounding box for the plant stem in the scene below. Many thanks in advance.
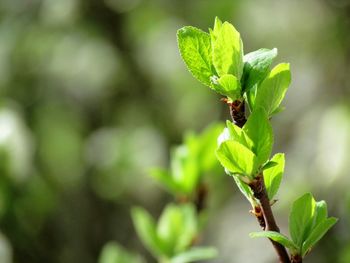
[194,183,208,213]
[228,101,290,263]
[249,175,291,263]
[291,254,302,263]
[253,205,266,230]
[229,100,246,128]
[227,100,266,229]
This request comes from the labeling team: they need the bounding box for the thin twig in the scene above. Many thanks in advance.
[249,175,291,263]
[194,183,208,213]
[291,254,302,263]
[229,100,246,128]
[226,99,266,229]
[227,100,290,263]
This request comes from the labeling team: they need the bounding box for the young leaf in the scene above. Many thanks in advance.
[225,120,253,149]
[313,201,328,228]
[262,160,278,170]
[131,207,164,258]
[213,16,222,33]
[157,204,197,255]
[263,153,285,200]
[232,174,255,203]
[254,63,291,116]
[250,231,297,251]
[170,145,200,194]
[244,83,257,112]
[214,74,242,100]
[217,127,230,146]
[174,204,198,253]
[98,242,143,263]
[216,140,258,177]
[177,26,214,87]
[187,123,224,173]
[242,48,278,92]
[301,217,338,257]
[289,193,316,247]
[171,247,218,263]
[243,107,273,165]
[211,21,244,79]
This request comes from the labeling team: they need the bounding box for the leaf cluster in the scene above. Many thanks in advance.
[251,193,338,257]
[131,126,221,263]
[132,202,217,263]
[178,17,337,261]
[177,17,290,116]
[151,124,223,197]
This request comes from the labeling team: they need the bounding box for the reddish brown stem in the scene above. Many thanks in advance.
[229,100,246,128]
[253,205,266,230]
[249,175,291,263]
[291,254,302,263]
[225,99,267,229]
[227,100,290,262]
[194,183,208,213]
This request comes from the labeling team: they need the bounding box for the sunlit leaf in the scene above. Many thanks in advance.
[213,74,242,100]
[243,48,278,91]
[223,121,253,150]
[263,153,285,200]
[243,107,273,165]
[177,26,214,87]
[250,231,297,251]
[216,140,258,177]
[211,21,243,78]
[301,217,338,256]
[289,193,316,247]
[254,63,291,116]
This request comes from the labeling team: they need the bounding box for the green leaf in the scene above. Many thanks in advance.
[131,207,164,258]
[225,121,253,149]
[185,123,224,173]
[301,217,338,256]
[213,74,242,100]
[244,84,257,111]
[289,193,316,247]
[313,201,328,228]
[243,48,278,92]
[211,21,244,79]
[171,247,218,263]
[177,26,214,87]
[98,242,143,263]
[157,204,197,255]
[250,231,297,251]
[174,204,198,253]
[216,140,258,177]
[262,161,278,170]
[263,153,285,200]
[170,145,200,194]
[232,174,254,203]
[254,63,291,116]
[243,107,273,165]
[213,17,222,33]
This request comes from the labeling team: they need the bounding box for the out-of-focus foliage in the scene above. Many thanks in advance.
[132,125,221,263]
[132,204,217,263]
[98,242,144,263]
[0,0,349,262]
[151,124,223,196]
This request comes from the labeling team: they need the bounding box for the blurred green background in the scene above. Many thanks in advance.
[0,0,349,262]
